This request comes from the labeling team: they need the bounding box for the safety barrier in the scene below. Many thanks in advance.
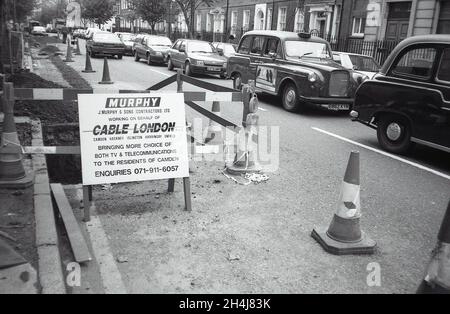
[0,70,258,221]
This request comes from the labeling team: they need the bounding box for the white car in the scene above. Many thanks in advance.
[31,26,47,36]
[332,52,381,79]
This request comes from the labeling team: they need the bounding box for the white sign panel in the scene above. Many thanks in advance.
[78,93,189,185]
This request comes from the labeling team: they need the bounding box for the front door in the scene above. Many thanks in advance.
[385,1,411,41]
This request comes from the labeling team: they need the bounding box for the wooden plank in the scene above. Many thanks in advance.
[24,146,81,155]
[51,184,92,263]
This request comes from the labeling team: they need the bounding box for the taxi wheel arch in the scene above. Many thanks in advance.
[280,79,304,113]
[375,112,413,154]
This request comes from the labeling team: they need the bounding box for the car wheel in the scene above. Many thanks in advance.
[233,73,243,90]
[134,51,140,62]
[147,54,152,65]
[185,62,192,77]
[282,82,302,112]
[167,57,174,71]
[118,54,123,60]
[377,114,412,154]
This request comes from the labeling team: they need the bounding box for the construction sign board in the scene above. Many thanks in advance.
[78,93,189,185]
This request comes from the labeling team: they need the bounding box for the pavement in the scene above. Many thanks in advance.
[31,39,450,294]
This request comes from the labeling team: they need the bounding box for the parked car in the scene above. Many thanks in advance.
[351,35,450,154]
[86,32,126,59]
[167,39,228,78]
[115,32,137,56]
[134,35,173,64]
[131,34,146,55]
[85,28,107,40]
[72,29,85,39]
[31,26,47,36]
[227,30,366,112]
[333,52,381,79]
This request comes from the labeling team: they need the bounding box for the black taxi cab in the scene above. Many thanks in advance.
[227,30,366,112]
[352,35,450,154]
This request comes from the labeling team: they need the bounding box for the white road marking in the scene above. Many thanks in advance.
[312,127,450,181]
[78,190,127,294]
[147,68,171,77]
[259,107,268,112]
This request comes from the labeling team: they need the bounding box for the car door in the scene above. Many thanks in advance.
[178,41,187,67]
[255,37,281,94]
[137,37,146,58]
[434,46,450,149]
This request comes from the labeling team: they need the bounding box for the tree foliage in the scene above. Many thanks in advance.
[131,0,166,32]
[175,0,214,38]
[81,0,114,28]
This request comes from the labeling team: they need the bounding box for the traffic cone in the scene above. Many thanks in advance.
[0,83,33,189]
[311,151,376,255]
[98,57,113,84]
[74,38,82,55]
[226,86,261,175]
[204,101,223,146]
[82,53,96,73]
[63,41,74,62]
[417,201,450,294]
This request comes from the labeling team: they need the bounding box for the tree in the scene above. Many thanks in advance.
[131,0,166,34]
[175,0,214,38]
[81,0,114,28]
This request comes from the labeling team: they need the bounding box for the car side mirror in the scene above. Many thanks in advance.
[269,52,277,60]
[179,47,186,53]
[353,65,359,70]
[217,48,224,56]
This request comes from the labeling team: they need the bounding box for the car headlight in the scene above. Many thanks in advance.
[195,60,204,66]
[308,72,319,83]
[223,62,227,68]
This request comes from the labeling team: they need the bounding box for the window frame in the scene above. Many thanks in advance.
[238,35,254,55]
[389,44,438,82]
[243,10,251,31]
[435,46,450,85]
[277,7,287,31]
[250,36,266,56]
[351,17,365,38]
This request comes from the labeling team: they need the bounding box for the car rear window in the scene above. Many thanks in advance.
[238,36,252,54]
[392,47,436,78]
[250,36,265,55]
[437,48,450,83]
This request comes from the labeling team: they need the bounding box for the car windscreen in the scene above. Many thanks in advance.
[148,37,172,46]
[120,34,136,41]
[187,42,214,53]
[285,41,332,60]
[223,44,236,54]
[94,33,122,43]
[348,55,380,72]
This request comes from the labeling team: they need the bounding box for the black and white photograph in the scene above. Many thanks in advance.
[0,0,449,300]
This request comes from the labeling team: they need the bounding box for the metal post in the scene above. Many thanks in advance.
[82,185,91,222]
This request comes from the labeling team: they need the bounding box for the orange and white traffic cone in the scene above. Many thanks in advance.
[226,86,261,175]
[99,57,113,84]
[311,151,376,255]
[417,201,450,294]
[63,41,74,62]
[204,101,223,146]
[82,53,96,73]
[0,82,33,189]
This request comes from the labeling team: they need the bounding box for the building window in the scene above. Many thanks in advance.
[352,17,366,37]
[437,1,450,34]
[294,8,304,32]
[277,7,287,31]
[231,11,238,35]
[243,10,251,31]
[196,14,202,32]
[206,14,213,32]
[266,8,273,30]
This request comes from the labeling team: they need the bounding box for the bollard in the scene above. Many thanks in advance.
[74,38,82,55]
[225,81,261,175]
[0,82,34,188]
[417,201,450,294]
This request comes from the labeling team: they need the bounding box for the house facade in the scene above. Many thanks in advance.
[339,0,450,42]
